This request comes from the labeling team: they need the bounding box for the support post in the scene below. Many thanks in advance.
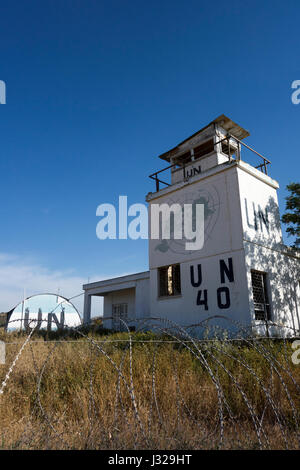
[155,175,159,192]
[83,292,92,325]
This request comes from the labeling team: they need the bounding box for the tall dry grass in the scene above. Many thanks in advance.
[0,329,299,449]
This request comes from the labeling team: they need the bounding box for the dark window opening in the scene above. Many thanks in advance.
[179,151,192,164]
[173,139,215,168]
[251,270,271,321]
[193,139,214,160]
[159,264,181,297]
[221,141,237,158]
[174,151,192,167]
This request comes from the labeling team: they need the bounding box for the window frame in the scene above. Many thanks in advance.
[112,303,128,331]
[250,270,271,321]
[158,263,182,299]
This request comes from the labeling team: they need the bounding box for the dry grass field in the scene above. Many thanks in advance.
[0,327,299,450]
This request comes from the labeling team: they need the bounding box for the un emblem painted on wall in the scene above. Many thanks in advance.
[154,185,220,255]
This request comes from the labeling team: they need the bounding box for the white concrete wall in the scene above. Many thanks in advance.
[148,160,300,337]
[148,164,252,335]
[244,242,300,336]
[149,251,251,331]
[135,278,150,320]
[148,164,244,270]
[171,152,228,185]
[236,164,300,335]
[237,163,283,248]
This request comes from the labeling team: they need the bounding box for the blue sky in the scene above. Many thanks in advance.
[0,0,299,313]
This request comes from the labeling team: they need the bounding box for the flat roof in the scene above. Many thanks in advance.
[83,270,150,291]
[159,114,250,162]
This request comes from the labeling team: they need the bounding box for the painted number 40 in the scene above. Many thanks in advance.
[191,258,234,311]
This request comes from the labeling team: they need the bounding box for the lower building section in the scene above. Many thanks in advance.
[149,249,251,335]
[82,271,150,330]
[82,246,299,337]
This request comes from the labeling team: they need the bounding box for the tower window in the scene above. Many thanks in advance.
[158,264,181,297]
[221,141,237,158]
[177,151,192,165]
[251,270,271,321]
[193,139,214,159]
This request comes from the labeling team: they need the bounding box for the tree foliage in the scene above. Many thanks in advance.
[281,183,300,247]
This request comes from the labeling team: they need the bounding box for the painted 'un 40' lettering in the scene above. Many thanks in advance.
[190,258,234,311]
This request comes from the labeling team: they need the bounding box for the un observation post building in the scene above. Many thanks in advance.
[83,115,300,336]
